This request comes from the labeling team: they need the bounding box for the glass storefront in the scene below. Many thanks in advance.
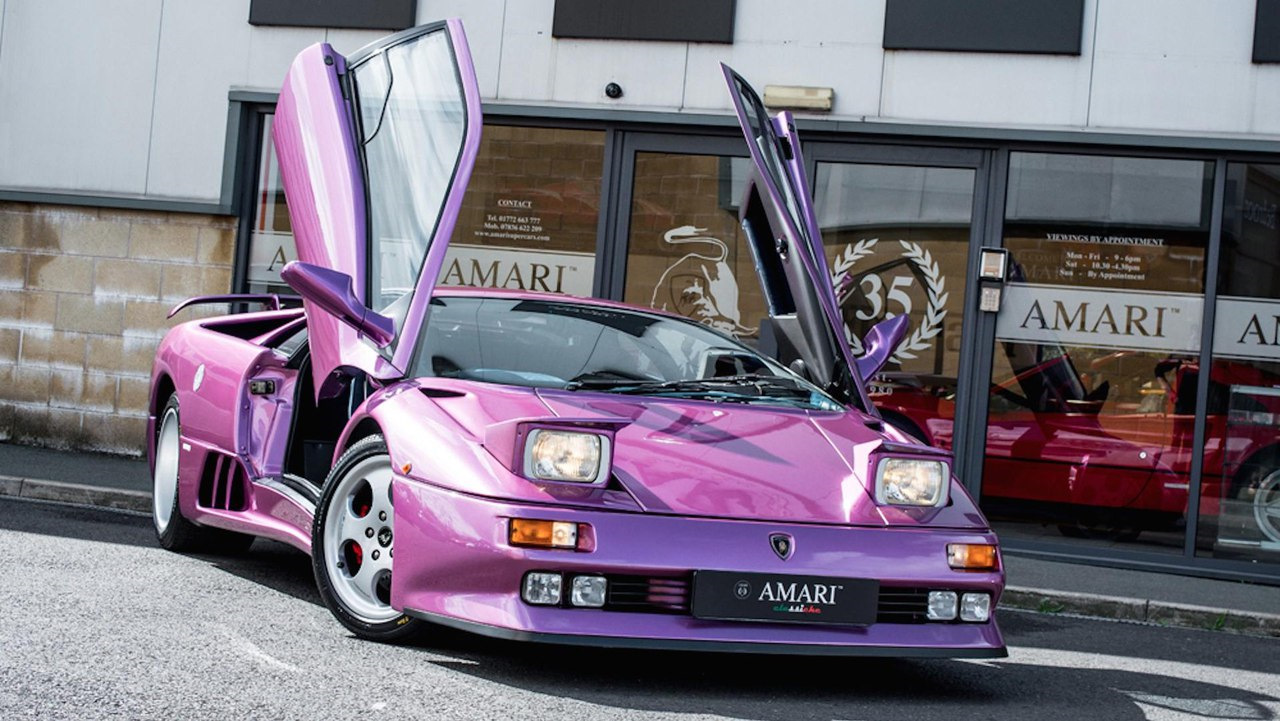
[983,152,1213,552]
[622,152,766,338]
[1197,163,1280,564]
[814,162,975,449]
[244,121,604,296]
[236,104,1280,581]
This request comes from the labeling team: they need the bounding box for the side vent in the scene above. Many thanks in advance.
[198,453,251,511]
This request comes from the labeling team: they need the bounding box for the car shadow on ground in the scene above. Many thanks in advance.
[206,538,323,608]
[0,498,323,606]
[405,614,1278,721]
[0,497,157,548]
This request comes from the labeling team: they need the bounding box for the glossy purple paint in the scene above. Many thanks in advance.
[145,19,1005,656]
[855,315,911,382]
[273,43,399,397]
[390,474,1003,651]
[281,261,395,347]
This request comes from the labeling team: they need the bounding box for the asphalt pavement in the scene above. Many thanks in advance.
[1,496,1277,720]
[1,440,1278,639]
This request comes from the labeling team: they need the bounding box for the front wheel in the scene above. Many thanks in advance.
[312,434,424,642]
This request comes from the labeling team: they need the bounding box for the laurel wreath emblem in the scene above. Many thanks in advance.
[830,239,949,362]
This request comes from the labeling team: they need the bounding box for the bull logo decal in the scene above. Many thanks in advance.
[651,226,757,337]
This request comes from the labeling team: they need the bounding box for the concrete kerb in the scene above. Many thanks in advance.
[1002,587,1280,639]
[0,474,150,514]
[2,475,1277,639]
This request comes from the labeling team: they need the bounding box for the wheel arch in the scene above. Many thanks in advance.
[147,371,178,473]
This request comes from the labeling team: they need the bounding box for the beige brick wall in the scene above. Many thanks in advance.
[0,202,235,456]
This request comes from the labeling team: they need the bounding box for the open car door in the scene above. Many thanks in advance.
[273,20,482,398]
[722,65,869,409]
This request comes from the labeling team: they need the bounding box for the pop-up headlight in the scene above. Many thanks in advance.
[523,429,611,484]
[875,458,948,507]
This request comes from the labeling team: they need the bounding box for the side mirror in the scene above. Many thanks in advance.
[280,261,395,348]
[854,315,910,381]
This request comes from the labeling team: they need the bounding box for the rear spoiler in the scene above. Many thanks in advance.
[167,293,302,319]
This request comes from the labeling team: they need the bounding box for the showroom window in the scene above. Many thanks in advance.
[984,152,1214,553]
[1196,162,1280,563]
[243,119,604,297]
[622,153,767,338]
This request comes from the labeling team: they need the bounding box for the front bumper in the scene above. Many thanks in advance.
[391,477,1006,657]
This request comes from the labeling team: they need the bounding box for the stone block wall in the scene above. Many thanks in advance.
[0,202,235,456]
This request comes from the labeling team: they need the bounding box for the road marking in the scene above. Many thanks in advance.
[206,623,302,674]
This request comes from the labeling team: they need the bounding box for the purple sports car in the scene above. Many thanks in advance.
[147,19,1005,657]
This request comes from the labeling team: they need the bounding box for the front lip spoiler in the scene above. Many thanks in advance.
[406,608,1009,659]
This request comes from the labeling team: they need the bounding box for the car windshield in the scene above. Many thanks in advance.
[411,296,843,411]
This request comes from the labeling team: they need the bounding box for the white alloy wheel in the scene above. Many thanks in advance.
[322,453,399,624]
[1253,469,1280,545]
[153,405,181,534]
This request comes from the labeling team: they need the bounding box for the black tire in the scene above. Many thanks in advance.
[152,395,254,553]
[311,434,424,643]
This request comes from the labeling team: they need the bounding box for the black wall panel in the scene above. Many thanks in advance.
[883,0,1084,55]
[249,0,417,31]
[552,0,735,43]
[1256,0,1280,63]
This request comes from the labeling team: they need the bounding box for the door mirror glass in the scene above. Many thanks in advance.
[281,261,395,348]
[855,315,910,381]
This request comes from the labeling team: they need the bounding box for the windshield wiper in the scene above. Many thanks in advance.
[565,373,809,397]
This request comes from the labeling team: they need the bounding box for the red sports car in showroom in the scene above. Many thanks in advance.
[870,341,1280,548]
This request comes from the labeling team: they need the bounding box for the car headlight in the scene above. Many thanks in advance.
[875,457,948,507]
[523,429,610,483]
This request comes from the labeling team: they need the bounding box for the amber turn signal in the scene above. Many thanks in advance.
[947,543,999,571]
[509,519,582,550]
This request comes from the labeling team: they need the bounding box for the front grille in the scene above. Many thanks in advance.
[876,586,930,624]
[597,576,930,623]
[603,574,691,614]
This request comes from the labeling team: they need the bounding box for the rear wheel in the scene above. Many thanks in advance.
[152,395,253,553]
[312,434,423,642]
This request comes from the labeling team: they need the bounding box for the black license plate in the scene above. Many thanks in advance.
[692,572,879,626]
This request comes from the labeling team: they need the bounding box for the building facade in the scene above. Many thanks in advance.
[2,0,1279,581]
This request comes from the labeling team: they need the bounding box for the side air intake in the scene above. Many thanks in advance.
[197,453,251,511]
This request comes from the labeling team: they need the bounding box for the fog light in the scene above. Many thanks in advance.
[947,543,999,571]
[522,572,562,605]
[510,519,580,549]
[960,592,991,622]
[926,590,958,621]
[571,575,607,608]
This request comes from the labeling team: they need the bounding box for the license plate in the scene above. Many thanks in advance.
[692,571,879,626]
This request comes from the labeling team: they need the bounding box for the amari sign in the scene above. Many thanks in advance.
[1212,296,1280,362]
[996,283,1203,354]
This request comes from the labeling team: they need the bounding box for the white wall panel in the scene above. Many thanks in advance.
[494,0,556,101]
[549,39,687,108]
[1251,67,1280,136]
[881,51,1092,127]
[1089,0,1255,134]
[417,0,505,99]
[0,0,162,195]
[146,2,252,201]
[243,25,325,90]
[685,0,884,115]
